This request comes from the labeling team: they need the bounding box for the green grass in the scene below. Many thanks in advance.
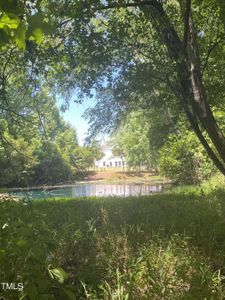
[99,175,168,184]
[1,176,225,299]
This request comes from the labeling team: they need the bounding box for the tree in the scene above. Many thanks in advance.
[0,88,81,186]
[0,0,54,50]
[112,111,155,170]
[1,0,225,177]
[96,0,225,175]
[25,0,223,176]
[32,140,73,185]
[71,142,103,173]
[0,119,39,186]
[159,127,216,184]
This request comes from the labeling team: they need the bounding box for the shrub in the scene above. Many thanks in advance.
[159,130,215,184]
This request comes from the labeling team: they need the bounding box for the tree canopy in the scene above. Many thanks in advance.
[0,0,225,179]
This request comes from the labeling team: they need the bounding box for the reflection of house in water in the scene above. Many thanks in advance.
[95,142,126,168]
[71,184,163,197]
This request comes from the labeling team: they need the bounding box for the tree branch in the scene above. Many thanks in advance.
[201,40,222,73]
[184,107,225,175]
[2,47,16,82]
[100,0,156,10]
[182,0,191,54]
[167,75,225,175]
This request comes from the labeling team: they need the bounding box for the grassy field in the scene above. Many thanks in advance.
[83,168,164,184]
[1,176,225,299]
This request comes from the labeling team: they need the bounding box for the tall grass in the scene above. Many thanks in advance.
[1,175,225,299]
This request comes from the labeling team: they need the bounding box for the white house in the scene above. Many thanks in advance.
[95,142,126,168]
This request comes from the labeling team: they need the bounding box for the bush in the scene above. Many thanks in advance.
[158,130,215,184]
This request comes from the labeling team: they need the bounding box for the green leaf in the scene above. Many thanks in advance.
[15,23,26,50]
[28,12,44,27]
[27,12,44,41]
[49,267,68,284]
[41,22,55,35]
[27,12,55,43]
[0,14,20,29]
[29,27,43,45]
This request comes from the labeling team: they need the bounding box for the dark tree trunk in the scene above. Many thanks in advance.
[186,10,225,163]
[183,107,225,175]
[141,1,225,173]
[100,0,225,174]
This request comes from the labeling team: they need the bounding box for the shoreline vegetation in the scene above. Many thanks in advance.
[1,170,170,193]
[1,174,225,299]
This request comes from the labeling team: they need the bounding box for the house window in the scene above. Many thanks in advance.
[118,161,121,166]
[115,161,117,167]
[110,162,112,167]
[103,162,106,166]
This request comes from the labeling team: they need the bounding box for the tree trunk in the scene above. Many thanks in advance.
[141,1,225,172]
[186,10,225,163]
[101,0,225,173]
[183,106,225,175]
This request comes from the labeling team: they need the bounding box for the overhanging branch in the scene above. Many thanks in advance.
[201,40,222,73]
[183,0,191,53]
[100,0,156,10]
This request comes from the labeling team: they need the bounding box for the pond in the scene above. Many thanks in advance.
[11,183,166,199]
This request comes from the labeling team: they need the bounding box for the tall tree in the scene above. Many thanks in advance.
[1,0,225,176]
[112,110,162,169]
[82,0,225,175]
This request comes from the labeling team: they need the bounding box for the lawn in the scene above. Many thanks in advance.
[1,178,225,299]
[83,168,164,184]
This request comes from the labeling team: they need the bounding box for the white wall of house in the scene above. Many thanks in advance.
[95,143,126,168]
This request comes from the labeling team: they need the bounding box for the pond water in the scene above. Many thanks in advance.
[11,183,166,199]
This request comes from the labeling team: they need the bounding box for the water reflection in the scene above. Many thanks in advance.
[12,183,164,199]
[72,184,163,197]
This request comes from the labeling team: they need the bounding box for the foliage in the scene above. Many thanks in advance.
[112,111,154,169]
[71,142,103,173]
[0,0,225,183]
[111,108,178,170]
[1,181,225,298]
[42,0,224,174]
[159,128,216,184]
[32,140,73,185]
[0,199,75,300]
[0,91,101,187]
[0,0,54,50]
[0,119,39,186]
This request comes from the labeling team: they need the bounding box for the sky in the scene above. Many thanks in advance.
[57,97,96,145]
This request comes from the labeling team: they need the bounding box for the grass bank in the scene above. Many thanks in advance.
[82,168,167,184]
[1,175,225,299]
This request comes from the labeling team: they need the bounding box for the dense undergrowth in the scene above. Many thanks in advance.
[1,175,225,299]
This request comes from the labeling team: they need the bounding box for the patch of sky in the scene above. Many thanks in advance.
[198,30,205,38]
[56,92,96,145]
